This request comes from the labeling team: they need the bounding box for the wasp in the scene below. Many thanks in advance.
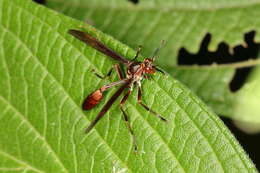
[69,29,167,151]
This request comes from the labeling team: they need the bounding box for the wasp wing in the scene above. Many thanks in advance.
[69,29,130,65]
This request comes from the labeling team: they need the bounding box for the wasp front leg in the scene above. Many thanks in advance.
[91,63,125,80]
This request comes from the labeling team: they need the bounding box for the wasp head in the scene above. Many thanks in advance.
[143,58,156,74]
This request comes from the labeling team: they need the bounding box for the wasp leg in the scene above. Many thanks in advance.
[120,89,138,152]
[137,85,167,122]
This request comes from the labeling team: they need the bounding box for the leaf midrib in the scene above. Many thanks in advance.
[48,0,260,11]
[170,59,260,70]
[0,150,43,173]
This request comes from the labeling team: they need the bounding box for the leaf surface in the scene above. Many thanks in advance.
[168,60,260,123]
[0,0,257,172]
[46,0,260,124]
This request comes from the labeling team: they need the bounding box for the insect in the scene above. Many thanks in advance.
[69,29,167,151]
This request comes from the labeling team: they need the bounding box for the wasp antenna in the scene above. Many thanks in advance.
[152,40,165,61]
[132,45,142,61]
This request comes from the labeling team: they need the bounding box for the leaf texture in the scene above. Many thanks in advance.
[46,0,260,124]
[0,0,257,172]
[168,60,260,123]
[46,0,260,66]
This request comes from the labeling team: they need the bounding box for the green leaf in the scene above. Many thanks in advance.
[46,0,260,124]
[46,0,260,66]
[168,60,260,124]
[0,0,257,172]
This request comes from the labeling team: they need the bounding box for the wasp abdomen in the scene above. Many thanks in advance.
[82,90,103,110]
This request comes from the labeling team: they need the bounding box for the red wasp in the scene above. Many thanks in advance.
[69,29,167,151]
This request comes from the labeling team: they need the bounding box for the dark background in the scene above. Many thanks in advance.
[34,0,260,170]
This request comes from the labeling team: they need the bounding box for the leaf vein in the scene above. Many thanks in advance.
[3,2,134,171]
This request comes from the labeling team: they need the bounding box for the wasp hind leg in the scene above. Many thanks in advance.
[119,89,138,152]
[137,85,167,122]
